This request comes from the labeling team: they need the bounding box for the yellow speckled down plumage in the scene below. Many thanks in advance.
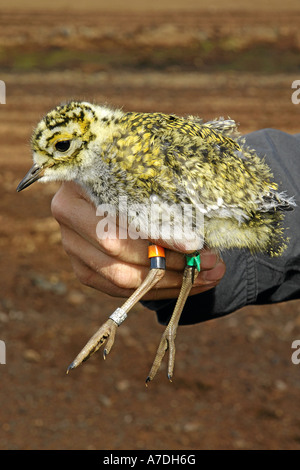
[26,101,294,256]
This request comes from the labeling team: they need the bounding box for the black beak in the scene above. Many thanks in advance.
[16,163,45,192]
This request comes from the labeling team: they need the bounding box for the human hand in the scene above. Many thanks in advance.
[51,182,226,300]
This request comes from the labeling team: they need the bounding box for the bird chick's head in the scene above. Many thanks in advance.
[17,100,116,192]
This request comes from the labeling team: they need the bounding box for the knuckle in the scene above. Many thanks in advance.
[75,264,95,288]
[99,237,122,258]
[74,262,131,298]
[107,264,138,290]
[50,189,64,222]
[58,228,72,254]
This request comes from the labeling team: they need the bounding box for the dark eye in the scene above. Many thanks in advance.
[55,140,71,152]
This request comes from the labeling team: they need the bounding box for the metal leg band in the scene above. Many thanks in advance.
[109,307,128,326]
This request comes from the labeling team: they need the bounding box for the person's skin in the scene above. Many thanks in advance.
[51,182,226,301]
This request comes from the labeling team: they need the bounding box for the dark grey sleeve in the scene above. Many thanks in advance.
[142,129,300,325]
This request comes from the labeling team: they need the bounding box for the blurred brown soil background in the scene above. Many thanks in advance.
[0,0,300,450]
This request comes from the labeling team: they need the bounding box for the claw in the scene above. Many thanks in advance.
[145,326,176,383]
[66,318,117,373]
[66,361,76,374]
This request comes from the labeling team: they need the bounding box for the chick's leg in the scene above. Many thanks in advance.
[146,253,200,384]
[67,245,166,373]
